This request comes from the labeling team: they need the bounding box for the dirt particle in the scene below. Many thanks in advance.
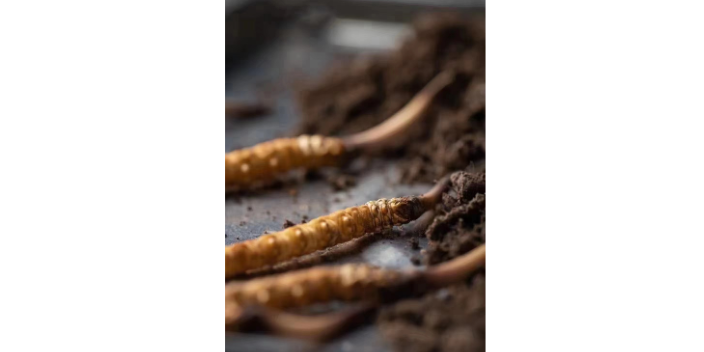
[283,219,296,230]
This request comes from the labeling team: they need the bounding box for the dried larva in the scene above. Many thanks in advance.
[224,71,455,192]
[225,264,404,312]
[225,196,426,278]
[226,135,345,191]
[225,244,486,328]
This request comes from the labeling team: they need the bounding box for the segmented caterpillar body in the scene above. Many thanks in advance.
[225,244,487,328]
[225,135,345,191]
[225,196,426,278]
[225,264,406,323]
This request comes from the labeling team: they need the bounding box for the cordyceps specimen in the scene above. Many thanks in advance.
[225,177,449,279]
[225,71,455,192]
[225,243,486,337]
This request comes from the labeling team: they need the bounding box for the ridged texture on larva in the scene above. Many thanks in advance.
[225,135,345,191]
[225,264,405,322]
[225,196,426,278]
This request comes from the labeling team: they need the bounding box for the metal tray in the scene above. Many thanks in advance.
[225,2,484,351]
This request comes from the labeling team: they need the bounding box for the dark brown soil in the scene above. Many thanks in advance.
[296,13,486,184]
[378,171,486,352]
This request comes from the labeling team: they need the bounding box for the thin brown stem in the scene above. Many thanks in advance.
[342,71,455,151]
[403,210,436,237]
[420,175,451,209]
[260,304,375,341]
[423,244,486,288]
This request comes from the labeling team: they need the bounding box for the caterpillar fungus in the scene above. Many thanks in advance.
[225,70,455,192]
[225,177,449,278]
[225,243,486,330]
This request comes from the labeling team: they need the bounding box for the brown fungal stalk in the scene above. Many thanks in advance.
[225,71,455,191]
[227,304,375,341]
[225,177,449,278]
[225,244,486,331]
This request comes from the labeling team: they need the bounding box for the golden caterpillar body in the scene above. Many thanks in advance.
[225,135,345,191]
[225,196,426,277]
[225,264,406,323]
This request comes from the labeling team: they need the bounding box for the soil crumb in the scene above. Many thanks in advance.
[282,219,296,230]
[297,13,486,184]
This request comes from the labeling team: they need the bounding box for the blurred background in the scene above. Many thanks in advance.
[226,1,485,351]
[226,0,484,63]
[226,0,484,150]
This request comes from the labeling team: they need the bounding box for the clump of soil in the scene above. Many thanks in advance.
[425,171,486,265]
[378,171,486,351]
[297,13,485,184]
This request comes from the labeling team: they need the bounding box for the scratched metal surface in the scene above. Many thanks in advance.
[225,2,483,350]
